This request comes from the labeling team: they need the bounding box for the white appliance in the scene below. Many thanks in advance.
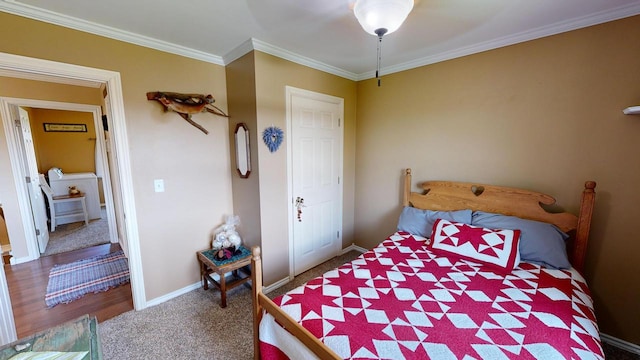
[47,167,101,224]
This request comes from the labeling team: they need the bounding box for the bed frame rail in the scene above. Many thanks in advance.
[251,247,340,360]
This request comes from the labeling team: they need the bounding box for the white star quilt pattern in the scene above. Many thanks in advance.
[260,232,603,359]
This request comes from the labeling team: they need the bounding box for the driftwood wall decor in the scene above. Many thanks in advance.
[146,91,229,134]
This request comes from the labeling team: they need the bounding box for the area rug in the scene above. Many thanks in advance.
[45,250,129,307]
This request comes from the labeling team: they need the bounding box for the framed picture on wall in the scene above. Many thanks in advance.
[43,123,87,132]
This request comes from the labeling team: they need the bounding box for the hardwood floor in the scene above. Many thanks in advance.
[4,243,134,338]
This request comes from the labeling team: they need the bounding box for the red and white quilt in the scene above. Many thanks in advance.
[260,232,604,359]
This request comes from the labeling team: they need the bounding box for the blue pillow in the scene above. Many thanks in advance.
[471,211,570,269]
[397,207,472,238]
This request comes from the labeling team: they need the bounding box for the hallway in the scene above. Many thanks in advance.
[4,242,133,338]
[43,207,110,257]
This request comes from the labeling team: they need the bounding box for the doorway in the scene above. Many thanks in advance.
[4,100,119,258]
[286,86,344,276]
[0,52,144,345]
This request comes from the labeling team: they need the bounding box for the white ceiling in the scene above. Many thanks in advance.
[2,0,640,80]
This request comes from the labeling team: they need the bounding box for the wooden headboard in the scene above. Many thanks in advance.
[402,168,596,273]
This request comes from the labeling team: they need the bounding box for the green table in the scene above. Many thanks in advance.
[0,315,102,360]
[197,246,252,308]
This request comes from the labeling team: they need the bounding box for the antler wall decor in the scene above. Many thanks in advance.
[146,91,229,134]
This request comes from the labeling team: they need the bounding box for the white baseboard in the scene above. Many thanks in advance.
[145,281,201,308]
[340,243,367,255]
[601,333,640,355]
[262,245,366,294]
[263,276,291,294]
[9,255,32,265]
[260,245,367,295]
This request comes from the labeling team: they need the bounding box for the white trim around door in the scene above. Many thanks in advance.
[0,52,146,345]
[285,86,344,279]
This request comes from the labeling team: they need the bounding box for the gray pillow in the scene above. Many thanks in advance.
[397,207,472,238]
[471,211,570,269]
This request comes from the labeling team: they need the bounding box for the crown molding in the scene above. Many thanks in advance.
[0,0,357,80]
[359,2,640,80]
[222,39,256,65]
[2,0,639,82]
[223,38,358,81]
[250,39,359,81]
[0,0,224,65]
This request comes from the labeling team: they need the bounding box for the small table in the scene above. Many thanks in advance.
[197,246,252,308]
[0,315,102,359]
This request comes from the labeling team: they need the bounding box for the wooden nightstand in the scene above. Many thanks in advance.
[196,247,252,308]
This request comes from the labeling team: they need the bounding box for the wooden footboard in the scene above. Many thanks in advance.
[251,246,339,360]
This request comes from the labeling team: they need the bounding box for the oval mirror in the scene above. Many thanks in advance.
[234,123,251,178]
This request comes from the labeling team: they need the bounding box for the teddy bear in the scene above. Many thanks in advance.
[211,215,242,260]
[68,185,81,196]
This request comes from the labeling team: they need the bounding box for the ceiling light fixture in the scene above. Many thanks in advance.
[354,0,414,86]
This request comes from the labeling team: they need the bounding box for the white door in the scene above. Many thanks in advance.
[103,90,128,256]
[290,88,343,275]
[11,106,49,253]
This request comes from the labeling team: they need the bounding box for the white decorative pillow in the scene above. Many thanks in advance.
[430,219,521,272]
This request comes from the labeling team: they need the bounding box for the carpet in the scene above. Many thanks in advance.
[45,250,130,307]
[43,207,110,256]
[99,250,362,360]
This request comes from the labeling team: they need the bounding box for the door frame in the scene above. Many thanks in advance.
[0,52,146,345]
[1,98,119,257]
[285,86,344,279]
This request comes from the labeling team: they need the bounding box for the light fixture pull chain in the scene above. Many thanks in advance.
[374,28,387,87]
[376,34,383,87]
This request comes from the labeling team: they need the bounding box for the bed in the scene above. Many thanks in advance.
[251,169,602,359]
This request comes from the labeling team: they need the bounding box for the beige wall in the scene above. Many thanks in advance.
[0,77,103,104]
[0,12,233,301]
[28,108,97,174]
[254,52,358,285]
[225,53,262,251]
[355,15,640,343]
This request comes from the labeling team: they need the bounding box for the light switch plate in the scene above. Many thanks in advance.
[154,179,165,192]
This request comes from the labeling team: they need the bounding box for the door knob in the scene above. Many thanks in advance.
[295,197,305,222]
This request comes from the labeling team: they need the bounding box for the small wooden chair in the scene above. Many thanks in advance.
[39,176,89,232]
